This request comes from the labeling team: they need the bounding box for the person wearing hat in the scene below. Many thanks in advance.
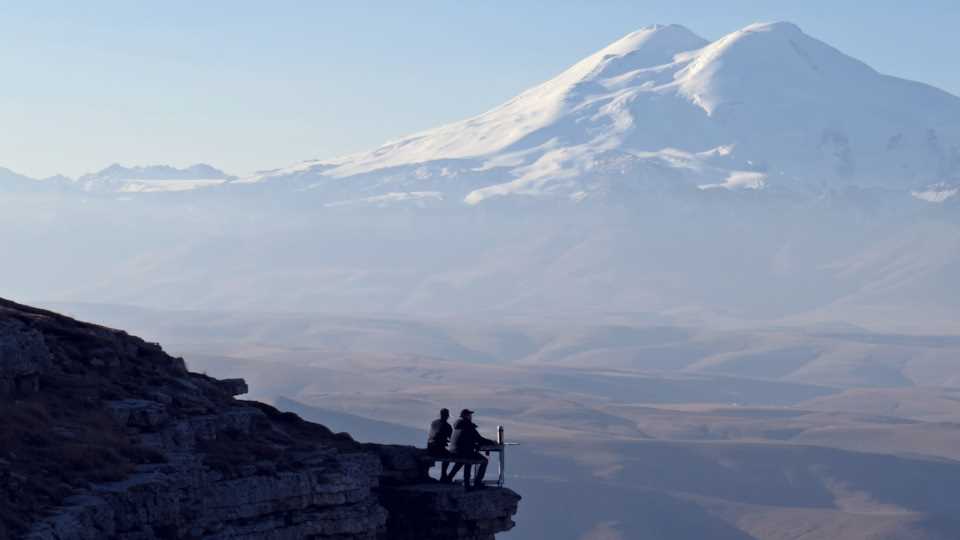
[448,409,498,490]
[427,408,454,482]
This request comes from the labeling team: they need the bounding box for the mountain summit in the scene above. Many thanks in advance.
[247,21,960,206]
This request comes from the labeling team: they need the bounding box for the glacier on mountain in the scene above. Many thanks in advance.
[242,21,960,207]
[4,22,958,205]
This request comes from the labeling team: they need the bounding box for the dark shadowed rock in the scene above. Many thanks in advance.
[380,485,522,540]
[0,318,52,396]
[217,377,249,396]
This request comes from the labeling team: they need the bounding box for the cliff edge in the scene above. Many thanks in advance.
[0,298,520,540]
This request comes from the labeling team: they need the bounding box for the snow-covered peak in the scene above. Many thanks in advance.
[599,24,704,56]
[676,21,877,115]
[573,23,709,80]
[246,24,709,183]
[196,22,960,205]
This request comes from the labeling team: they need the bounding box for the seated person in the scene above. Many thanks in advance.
[426,407,453,482]
[448,409,498,490]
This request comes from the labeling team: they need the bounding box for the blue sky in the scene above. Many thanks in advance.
[1,0,958,178]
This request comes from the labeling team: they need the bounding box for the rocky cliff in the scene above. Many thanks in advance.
[0,298,520,540]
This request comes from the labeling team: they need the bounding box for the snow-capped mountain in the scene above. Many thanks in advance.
[246,22,960,206]
[4,22,957,204]
[3,21,960,327]
[74,163,234,193]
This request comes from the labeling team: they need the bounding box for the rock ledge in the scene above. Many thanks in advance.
[0,298,520,540]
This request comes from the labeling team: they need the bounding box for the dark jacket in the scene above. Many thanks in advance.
[427,418,452,449]
[450,418,496,455]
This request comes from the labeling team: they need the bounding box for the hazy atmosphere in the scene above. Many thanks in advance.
[2,3,960,540]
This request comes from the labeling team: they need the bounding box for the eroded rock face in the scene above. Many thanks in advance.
[27,452,387,540]
[0,298,520,540]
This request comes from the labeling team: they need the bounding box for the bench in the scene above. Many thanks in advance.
[420,454,487,487]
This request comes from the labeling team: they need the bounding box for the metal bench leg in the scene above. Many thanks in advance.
[447,461,463,483]
[499,450,505,487]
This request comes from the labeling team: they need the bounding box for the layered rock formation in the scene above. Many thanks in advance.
[0,298,520,540]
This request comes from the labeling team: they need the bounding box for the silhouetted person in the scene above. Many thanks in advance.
[427,407,453,482]
[448,409,498,490]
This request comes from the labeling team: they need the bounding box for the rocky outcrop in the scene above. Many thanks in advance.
[368,446,521,540]
[380,485,522,540]
[0,298,520,540]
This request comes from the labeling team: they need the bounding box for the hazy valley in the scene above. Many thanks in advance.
[36,302,960,540]
[4,17,960,540]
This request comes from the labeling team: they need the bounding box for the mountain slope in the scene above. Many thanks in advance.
[0,167,48,192]
[246,22,960,206]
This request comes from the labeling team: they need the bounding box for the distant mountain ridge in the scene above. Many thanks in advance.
[74,163,235,193]
[80,163,232,182]
[0,163,235,194]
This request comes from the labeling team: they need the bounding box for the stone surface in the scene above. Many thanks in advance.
[0,318,51,396]
[0,297,520,540]
[105,399,170,429]
[217,377,249,397]
[26,453,388,540]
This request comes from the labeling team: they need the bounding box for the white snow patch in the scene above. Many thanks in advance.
[698,171,767,191]
[912,187,959,203]
[118,179,227,193]
[324,191,443,208]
